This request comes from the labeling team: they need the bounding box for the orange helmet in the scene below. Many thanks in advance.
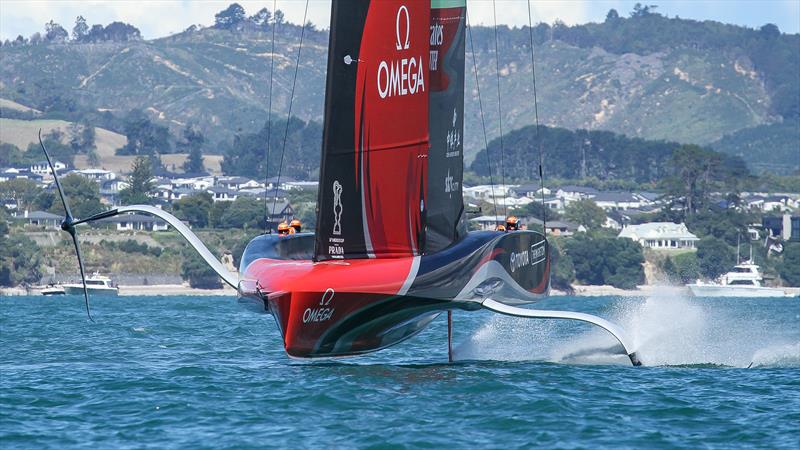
[496,224,506,232]
[290,219,302,232]
[277,221,291,235]
[506,215,519,230]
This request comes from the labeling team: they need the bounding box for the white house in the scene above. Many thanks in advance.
[618,222,699,250]
[592,192,647,211]
[101,213,170,232]
[207,187,238,202]
[30,160,67,175]
[73,169,116,181]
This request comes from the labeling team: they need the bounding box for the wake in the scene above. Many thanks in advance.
[453,290,800,368]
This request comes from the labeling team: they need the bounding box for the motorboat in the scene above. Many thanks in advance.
[687,260,793,298]
[63,274,118,296]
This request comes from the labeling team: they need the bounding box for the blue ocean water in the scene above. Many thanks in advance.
[1,293,798,449]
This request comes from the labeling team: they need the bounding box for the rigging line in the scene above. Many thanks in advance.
[263,0,278,233]
[271,0,309,222]
[491,0,508,219]
[527,0,547,234]
[466,11,498,220]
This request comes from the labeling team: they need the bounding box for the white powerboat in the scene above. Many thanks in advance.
[63,274,118,296]
[40,284,65,296]
[687,260,793,298]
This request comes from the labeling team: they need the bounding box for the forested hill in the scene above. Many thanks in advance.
[1,4,797,173]
[469,124,749,186]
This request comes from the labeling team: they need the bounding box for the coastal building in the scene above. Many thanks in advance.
[100,213,171,232]
[618,222,699,249]
[30,160,66,175]
[762,214,800,242]
[14,210,62,229]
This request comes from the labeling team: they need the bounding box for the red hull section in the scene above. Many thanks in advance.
[238,230,549,358]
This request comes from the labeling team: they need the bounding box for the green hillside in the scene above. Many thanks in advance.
[1,5,797,172]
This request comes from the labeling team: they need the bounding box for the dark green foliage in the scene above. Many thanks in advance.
[685,207,754,247]
[550,239,575,293]
[0,178,41,210]
[180,126,207,174]
[565,235,645,289]
[117,110,172,156]
[48,173,104,219]
[181,250,222,289]
[26,137,74,166]
[659,252,701,284]
[119,156,155,205]
[0,143,25,166]
[214,3,247,30]
[471,125,678,183]
[0,213,42,286]
[564,199,606,230]
[101,239,162,257]
[712,120,800,175]
[221,116,322,180]
[518,201,560,222]
[218,197,262,229]
[209,202,231,228]
[696,236,735,280]
[172,193,214,228]
[779,243,800,286]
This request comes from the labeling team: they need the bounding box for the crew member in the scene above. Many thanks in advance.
[290,219,302,233]
[506,215,519,231]
[277,221,291,236]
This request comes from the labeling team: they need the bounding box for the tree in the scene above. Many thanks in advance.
[119,156,155,205]
[0,232,42,286]
[181,250,222,289]
[779,243,800,286]
[605,9,620,22]
[118,110,172,155]
[550,240,575,293]
[219,197,262,229]
[274,9,285,25]
[250,8,272,27]
[564,235,644,289]
[215,3,247,30]
[696,236,735,280]
[564,198,606,230]
[179,126,206,174]
[48,174,105,219]
[72,16,88,41]
[172,192,213,228]
[0,178,42,210]
[45,20,69,42]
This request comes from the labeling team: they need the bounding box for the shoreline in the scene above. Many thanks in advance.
[3,284,797,297]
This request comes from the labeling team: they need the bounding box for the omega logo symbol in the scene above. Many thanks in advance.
[395,5,410,50]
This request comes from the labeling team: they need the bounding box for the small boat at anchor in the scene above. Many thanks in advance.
[63,274,118,297]
[40,284,65,296]
[687,260,793,298]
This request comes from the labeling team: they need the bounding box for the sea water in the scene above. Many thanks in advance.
[1,293,798,448]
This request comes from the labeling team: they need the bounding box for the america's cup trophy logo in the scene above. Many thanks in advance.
[332,180,343,235]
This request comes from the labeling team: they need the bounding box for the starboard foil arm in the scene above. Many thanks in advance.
[480,298,642,366]
[113,205,238,289]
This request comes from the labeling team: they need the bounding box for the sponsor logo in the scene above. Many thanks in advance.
[377,5,426,99]
[446,109,461,158]
[509,242,547,273]
[332,180,343,235]
[445,169,459,198]
[429,23,443,71]
[303,288,335,324]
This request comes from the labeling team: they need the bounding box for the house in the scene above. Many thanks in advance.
[284,181,319,191]
[100,213,170,232]
[73,168,116,181]
[469,215,506,231]
[265,200,295,227]
[592,192,646,211]
[555,185,599,202]
[618,222,699,250]
[762,214,800,242]
[526,218,583,236]
[0,168,44,183]
[266,176,297,191]
[30,160,67,175]
[217,176,260,191]
[14,210,62,229]
[207,187,238,202]
[511,184,550,199]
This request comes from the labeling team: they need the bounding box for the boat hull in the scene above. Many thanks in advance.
[687,284,791,298]
[238,230,550,358]
[63,286,118,296]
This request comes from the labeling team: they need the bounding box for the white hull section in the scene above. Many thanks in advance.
[687,284,791,298]
[63,285,118,296]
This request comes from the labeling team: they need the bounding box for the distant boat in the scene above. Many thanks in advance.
[40,284,65,296]
[687,260,793,298]
[63,274,118,296]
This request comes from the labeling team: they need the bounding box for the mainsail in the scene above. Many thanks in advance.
[315,1,431,260]
[425,0,466,253]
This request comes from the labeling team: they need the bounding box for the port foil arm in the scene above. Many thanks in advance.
[481,298,642,366]
[115,205,238,289]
